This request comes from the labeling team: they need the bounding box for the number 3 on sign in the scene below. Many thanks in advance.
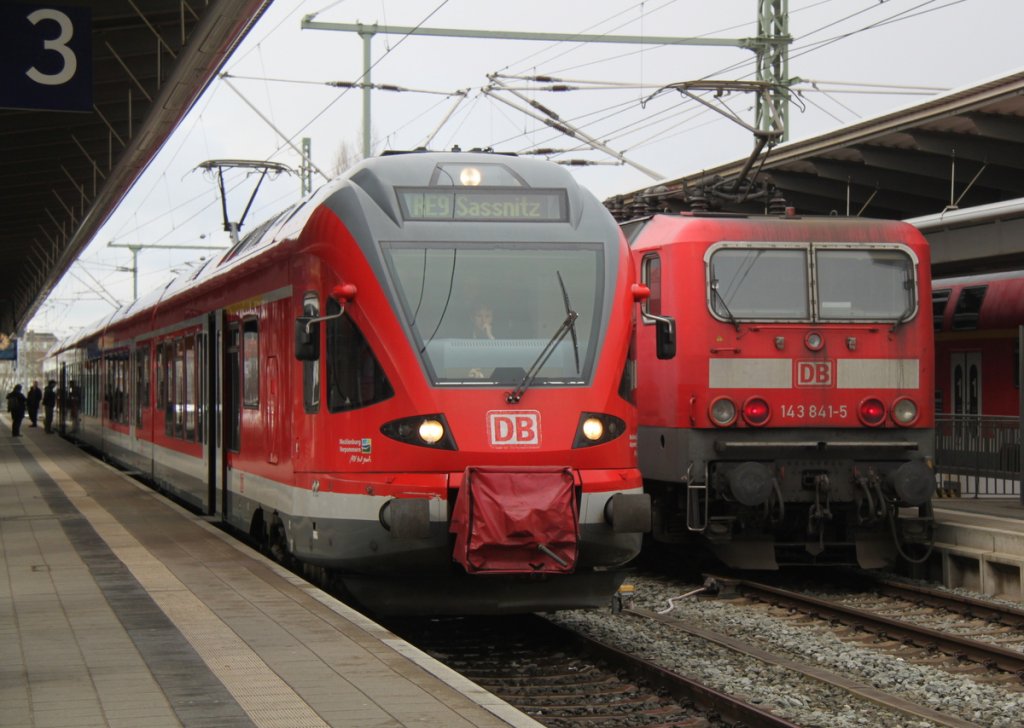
[27,9,77,86]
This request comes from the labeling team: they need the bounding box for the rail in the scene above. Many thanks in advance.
[934,414,1021,498]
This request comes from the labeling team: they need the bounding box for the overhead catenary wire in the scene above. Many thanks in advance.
[467,0,966,163]
[40,0,986,338]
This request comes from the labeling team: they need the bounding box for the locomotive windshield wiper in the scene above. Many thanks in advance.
[710,279,741,331]
[890,305,913,333]
[507,275,579,404]
[557,271,581,376]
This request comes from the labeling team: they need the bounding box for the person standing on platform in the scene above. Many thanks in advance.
[26,380,41,427]
[43,380,57,434]
[6,384,27,437]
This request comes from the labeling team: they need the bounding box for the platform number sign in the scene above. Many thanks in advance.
[0,4,92,112]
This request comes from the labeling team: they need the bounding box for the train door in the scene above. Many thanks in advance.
[222,319,241,521]
[295,291,320,474]
[205,313,221,515]
[950,351,982,454]
[950,352,982,416]
[58,362,67,434]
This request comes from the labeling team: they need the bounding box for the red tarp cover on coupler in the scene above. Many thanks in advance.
[450,466,580,574]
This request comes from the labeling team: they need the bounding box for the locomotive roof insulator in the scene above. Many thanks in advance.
[689,191,709,213]
[767,194,789,215]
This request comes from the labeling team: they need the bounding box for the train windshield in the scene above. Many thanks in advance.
[816,249,914,320]
[709,248,809,319]
[383,244,602,385]
[708,244,916,322]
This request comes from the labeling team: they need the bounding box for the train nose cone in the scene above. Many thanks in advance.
[890,460,934,506]
[727,462,774,506]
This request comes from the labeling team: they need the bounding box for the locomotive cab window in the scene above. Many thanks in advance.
[705,243,916,323]
[326,301,393,412]
[640,254,663,318]
[707,247,808,320]
[302,292,320,414]
[383,243,602,386]
[816,248,914,321]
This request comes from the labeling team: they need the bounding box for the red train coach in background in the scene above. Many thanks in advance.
[621,211,935,570]
[47,150,651,615]
[932,270,1024,418]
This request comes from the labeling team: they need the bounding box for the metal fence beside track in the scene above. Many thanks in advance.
[935,414,1022,498]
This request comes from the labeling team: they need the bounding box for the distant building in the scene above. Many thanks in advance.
[0,330,58,393]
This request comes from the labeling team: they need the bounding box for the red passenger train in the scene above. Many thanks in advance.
[621,211,936,569]
[932,270,1024,418]
[46,150,651,615]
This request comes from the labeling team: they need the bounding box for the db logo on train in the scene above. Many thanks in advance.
[488,410,541,447]
[796,360,833,387]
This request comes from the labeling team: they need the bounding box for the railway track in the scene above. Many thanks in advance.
[384,614,799,728]
[547,572,1024,727]
[616,602,974,728]
[711,575,1024,678]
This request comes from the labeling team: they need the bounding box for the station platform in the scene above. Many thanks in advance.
[926,495,1024,601]
[0,421,540,728]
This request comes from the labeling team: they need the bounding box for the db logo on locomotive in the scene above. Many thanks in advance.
[796,360,833,387]
[488,410,541,447]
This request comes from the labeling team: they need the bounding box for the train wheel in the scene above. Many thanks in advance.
[267,512,291,565]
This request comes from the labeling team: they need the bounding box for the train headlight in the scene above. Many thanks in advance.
[573,413,626,448]
[581,417,604,441]
[742,397,770,426]
[891,398,919,426]
[709,397,737,427]
[419,419,445,443]
[459,166,482,186]
[858,398,886,427]
[381,414,457,450]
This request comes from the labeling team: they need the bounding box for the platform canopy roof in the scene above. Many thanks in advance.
[0,0,271,336]
[608,69,1024,249]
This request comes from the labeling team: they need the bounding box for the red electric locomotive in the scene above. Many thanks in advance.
[622,211,935,569]
[932,270,1024,418]
[47,150,651,615]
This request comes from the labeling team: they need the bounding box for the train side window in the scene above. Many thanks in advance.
[242,318,259,409]
[226,324,240,452]
[197,333,206,444]
[184,335,196,442]
[174,338,185,439]
[1016,339,1020,391]
[164,341,176,437]
[156,341,166,411]
[641,254,662,318]
[135,344,148,428]
[952,285,986,330]
[85,354,99,417]
[932,289,951,331]
[114,351,128,425]
[326,300,394,412]
[302,293,320,414]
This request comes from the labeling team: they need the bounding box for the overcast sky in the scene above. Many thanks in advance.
[29,0,1024,336]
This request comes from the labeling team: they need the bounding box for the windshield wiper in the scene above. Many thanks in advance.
[507,274,578,404]
[890,275,915,332]
[710,279,741,331]
[557,271,581,375]
[890,306,913,332]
